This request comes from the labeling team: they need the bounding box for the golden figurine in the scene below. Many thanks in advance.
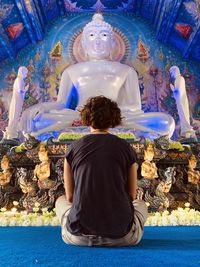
[50,41,62,61]
[0,155,13,187]
[141,144,158,179]
[188,154,200,185]
[34,144,55,189]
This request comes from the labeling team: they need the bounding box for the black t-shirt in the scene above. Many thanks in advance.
[65,133,137,238]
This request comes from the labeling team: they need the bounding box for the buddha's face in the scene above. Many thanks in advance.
[144,150,154,161]
[189,158,197,169]
[39,150,48,162]
[83,26,113,60]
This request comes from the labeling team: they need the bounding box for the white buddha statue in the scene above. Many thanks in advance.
[19,14,175,138]
[5,66,29,139]
[169,66,196,139]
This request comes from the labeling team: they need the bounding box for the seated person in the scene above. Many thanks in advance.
[19,14,175,138]
[55,96,148,247]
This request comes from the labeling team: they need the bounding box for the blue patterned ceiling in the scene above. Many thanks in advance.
[0,0,200,62]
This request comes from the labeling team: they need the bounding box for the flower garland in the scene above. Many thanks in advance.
[0,203,199,227]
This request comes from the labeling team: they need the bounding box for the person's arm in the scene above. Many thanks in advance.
[63,158,74,203]
[128,162,138,201]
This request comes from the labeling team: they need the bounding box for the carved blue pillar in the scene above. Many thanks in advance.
[56,0,66,16]
[36,0,48,24]
[138,0,159,22]
[183,25,200,58]
[135,0,144,16]
[156,0,183,43]
[153,0,166,28]
[0,35,15,59]
[32,0,47,28]
[14,0,37,44]
[26,0,44,41]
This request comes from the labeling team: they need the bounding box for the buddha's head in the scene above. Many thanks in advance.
[144,144,154,161]
[188,154,197,170]
[1,155,10,171]
[38,144,48,162]
[169,66,180,79]
[81,14,115,60]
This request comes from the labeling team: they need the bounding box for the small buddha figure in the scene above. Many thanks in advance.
[18,14,175,139]
[141,144,158,179]
[5,66,29,140]
[188,154,200,185]
[33,144,55,189]
[169,66,196,139]
[0,155,13,187]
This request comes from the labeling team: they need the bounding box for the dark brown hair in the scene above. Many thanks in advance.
[80,96,122,129]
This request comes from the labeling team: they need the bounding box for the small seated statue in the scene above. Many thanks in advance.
[188,154,200,185]
[169,66,196,139]
[141,144,158,179]
[18,14,175,139]
[0,155,19,208]
[5,66,29,140]
[33,144,56,189]
[0,155,13,187]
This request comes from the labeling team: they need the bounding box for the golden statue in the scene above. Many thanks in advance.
[188,154,200,185]
[141,144,158,179]
[34,144,55,189]
[0,155,12,187]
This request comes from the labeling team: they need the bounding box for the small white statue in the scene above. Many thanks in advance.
[19,14,175,138]
[5,66,29,139]
[170,66,196,139]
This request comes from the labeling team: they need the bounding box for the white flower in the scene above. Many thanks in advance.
[50,216,60,226]
[21,219,31,226]
[9,218,18,226]
[41,208,48,213]
[13,201,19,206]
[0,207,7,212]
[34,202,40,207]
[184,202,190,208]
[33,207,39,213]
[31,217,44,226]
[0,217,9,226]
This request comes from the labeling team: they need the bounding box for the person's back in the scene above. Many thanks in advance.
[66,133,136,238]
[55,95,148,247]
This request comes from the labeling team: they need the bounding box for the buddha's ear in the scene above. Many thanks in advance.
[109,36,117,61]
[80,34,89,61]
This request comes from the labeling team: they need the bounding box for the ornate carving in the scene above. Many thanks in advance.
[0,136,199,212]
